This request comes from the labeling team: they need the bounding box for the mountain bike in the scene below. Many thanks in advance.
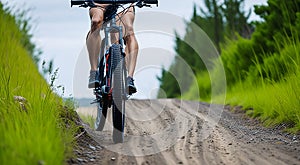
[71,0,158,143]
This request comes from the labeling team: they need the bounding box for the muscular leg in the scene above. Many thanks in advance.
[86,6,111,88]
[118,7,139,78]
[86,7,105,71]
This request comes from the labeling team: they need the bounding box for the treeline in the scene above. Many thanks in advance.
[158,0,252,98]
[158,0,300,131]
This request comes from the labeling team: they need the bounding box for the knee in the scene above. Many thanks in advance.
[125,34,139,49]
[91,16,103,33]
[125,24,134,36]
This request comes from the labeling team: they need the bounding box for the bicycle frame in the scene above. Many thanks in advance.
[103,9,124,51]
[93,6,128,104]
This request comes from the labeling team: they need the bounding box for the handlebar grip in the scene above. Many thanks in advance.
[71,0,85,6]
[143,0,158,4]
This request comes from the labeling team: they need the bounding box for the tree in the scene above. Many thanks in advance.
[220,0,300,85]
[157,7,216,98]
[199,0,224,51]
[222,0,252,39]
[253,0,300,54]
[157,0,253,98]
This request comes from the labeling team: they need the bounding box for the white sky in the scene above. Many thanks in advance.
[2,0,267,99]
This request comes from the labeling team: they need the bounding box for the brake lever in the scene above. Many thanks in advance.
[136,1,143,8]
[136,1,152,8]
[79,3,88,8]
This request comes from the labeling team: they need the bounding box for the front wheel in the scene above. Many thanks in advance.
[95,101,108,131]
[111,44,126,143]
[95,55,108,131]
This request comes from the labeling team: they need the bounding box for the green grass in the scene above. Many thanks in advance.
[224,36,300,132]
[223,42,300,132]
[223,72,300,132]
[182,71,211,101]
[183,29,300,133]
[0,4,76,164]
[78,113,96,130]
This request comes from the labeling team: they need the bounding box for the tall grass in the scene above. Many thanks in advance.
[224,71,300,132]
[223,37,300,132]
[183,30,300,132]
[78,113,95,130]
[0,3,75,164]
[182,71,211,101]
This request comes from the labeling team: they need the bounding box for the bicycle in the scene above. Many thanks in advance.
[71,0,158,143]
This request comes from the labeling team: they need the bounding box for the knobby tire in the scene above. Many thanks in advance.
[111,44,126,143]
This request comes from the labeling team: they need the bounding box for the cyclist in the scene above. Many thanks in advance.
[87,3,138,94]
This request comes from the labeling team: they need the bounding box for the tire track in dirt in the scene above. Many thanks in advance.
[76,99,300,165]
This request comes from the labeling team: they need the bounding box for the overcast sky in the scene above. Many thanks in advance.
[2,0,267,99]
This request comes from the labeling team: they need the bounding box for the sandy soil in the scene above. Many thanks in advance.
[69,99,300,165]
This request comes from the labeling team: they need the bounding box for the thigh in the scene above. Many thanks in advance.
[117,6,135,37]
[89,4,109,21]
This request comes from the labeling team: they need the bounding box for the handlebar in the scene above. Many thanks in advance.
[71,0,158,7]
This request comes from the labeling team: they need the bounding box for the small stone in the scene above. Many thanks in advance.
[89,144,96,151]
[111,157,116,161]
[19,102,27,111]
[75,150,81,154]
[96,146,102,150]
[77,158,84,162]
[90,159,95,162]
[87,154,96,159]
[13,96,27,102]
[181,136,185,139]
[178,161,183,164]
[228,143,232,145]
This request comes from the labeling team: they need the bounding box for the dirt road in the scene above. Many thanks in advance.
[71,99,300,165]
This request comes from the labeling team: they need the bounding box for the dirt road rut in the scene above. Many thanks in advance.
[72,99,300,165]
